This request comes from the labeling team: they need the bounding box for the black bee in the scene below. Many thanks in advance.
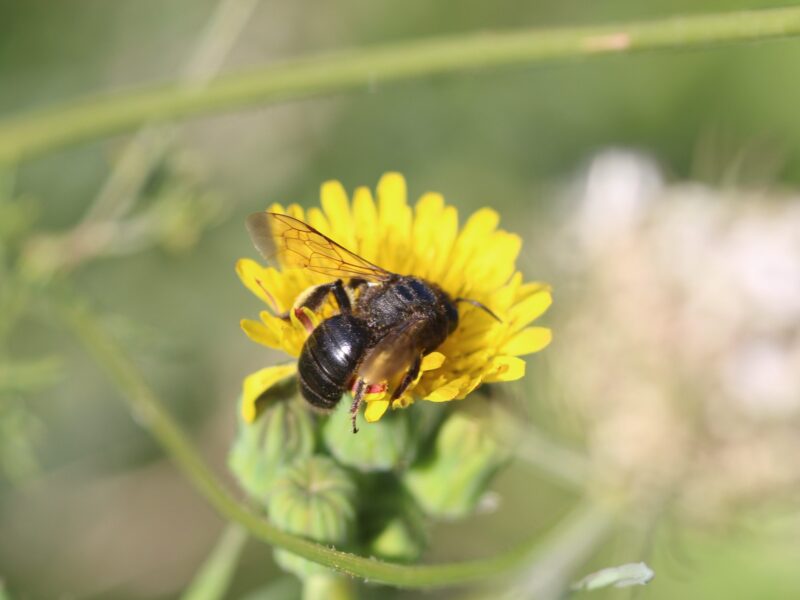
[246,212,498,433]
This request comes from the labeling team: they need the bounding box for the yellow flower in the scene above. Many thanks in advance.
[237,173,552,424]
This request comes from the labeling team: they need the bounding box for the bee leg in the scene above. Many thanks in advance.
[350,378,366,434]
[291,278,365,319]
[391,354,423,401]
[282,279,351,320]
[346,277,368,291]
[330,279,352,313]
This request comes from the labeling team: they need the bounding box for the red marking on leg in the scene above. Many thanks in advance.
[350,380,387,395]
[294,308,315,333]
[366,382,388,395]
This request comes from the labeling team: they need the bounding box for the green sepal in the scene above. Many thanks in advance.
[228,388,315,502]
[402,401,512,520]
[321,396,415,472]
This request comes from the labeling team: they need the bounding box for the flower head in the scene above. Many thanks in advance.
[237,173,551,424]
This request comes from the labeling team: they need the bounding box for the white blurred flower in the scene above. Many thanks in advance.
[574,150,663,252]
[553,150,800,523]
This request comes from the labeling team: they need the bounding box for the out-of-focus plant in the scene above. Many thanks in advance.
[22,152,227,278]
[5,7,800,164]
[552,150,800,525]
[0,169,57,483]
[4,4,800,598]
[571,561,654,591]
[0,141,225,476]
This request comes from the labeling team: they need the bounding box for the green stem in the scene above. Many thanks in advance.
[57,296,611,588]
[4,6,800,164]
[181,524,248,600]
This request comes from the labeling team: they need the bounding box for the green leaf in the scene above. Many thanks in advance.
[228,392,315,502]
[571,562,655,591]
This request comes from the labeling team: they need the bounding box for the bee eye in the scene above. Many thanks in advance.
[446,302,459,332]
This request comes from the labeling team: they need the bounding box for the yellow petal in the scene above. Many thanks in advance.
[377,172,412,272]
[306,207,330,236]
[503,327,552,355]
[462,376,483,398]
[441,207,500,293]
[353,186,379,264]
[321,179,356,250]
[516,281,552,300]
[509,290,553,330]
[424,376,469,402]
[392,395,414,409]
[241,318,281,348]
[483,356,526,383]
[258,311,305,357]
[241,363,297,423]
[285,203,306,222]
[236,258,287,313]
[421,351,446,371]
[412,193,458,281]
[471,232,521,291]
[365,399,390,422]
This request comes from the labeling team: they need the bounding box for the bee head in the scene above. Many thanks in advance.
[445,299,460,334]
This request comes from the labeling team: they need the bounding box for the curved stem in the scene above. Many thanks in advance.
[56,295,612,588]
[4,6,800,164]
[181,524,248,600]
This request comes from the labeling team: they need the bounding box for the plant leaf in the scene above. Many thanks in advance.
[572,562,654,591]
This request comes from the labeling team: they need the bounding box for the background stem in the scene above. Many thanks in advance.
[82,0,261,226]
[4,6,800,164]
[181,524,249,600]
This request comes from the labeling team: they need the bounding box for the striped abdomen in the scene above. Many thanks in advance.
[297,314,371,410]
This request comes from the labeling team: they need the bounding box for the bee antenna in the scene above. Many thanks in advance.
[455,297,502,323]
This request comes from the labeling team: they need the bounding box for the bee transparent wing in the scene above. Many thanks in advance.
[358,318,427,384]
[246,212,392,282]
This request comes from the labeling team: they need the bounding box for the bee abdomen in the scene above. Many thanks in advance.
[298,314,370,410]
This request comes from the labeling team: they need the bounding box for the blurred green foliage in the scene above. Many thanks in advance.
[2,0,800,598]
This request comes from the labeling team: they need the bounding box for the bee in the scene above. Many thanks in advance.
[246,211,499,433]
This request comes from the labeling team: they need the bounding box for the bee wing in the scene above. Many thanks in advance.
[246,211,392,282]
[358,318,427,385]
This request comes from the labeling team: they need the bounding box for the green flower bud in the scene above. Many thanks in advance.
[368,515,426,563]
[268,455,357,579]
[321,397,414,472]
[403,402,512,520]
[228,391,314,501]
[302,575,356,600]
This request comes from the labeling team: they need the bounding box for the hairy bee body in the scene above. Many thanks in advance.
[298,314,372,410]
[297,276,459,411]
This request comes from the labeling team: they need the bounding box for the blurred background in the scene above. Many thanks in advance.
[2,0,800,598]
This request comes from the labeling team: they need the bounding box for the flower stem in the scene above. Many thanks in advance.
[57,295,611,588]
[4,6,800,164]
[181,524,248,600]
